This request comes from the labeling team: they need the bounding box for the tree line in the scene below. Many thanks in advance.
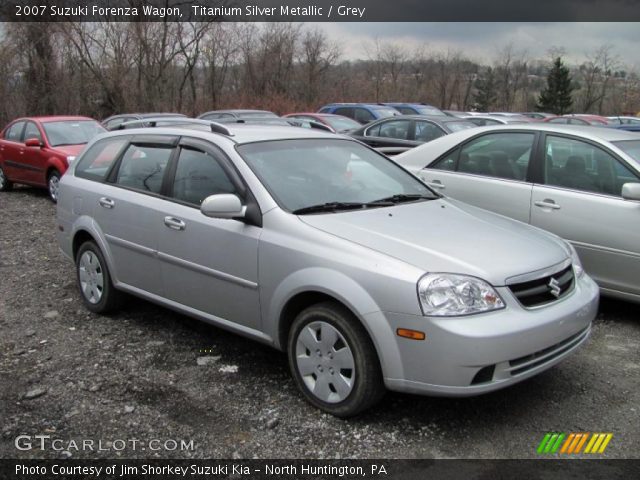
[0,22,638,126]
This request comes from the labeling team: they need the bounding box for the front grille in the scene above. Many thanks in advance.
[508,327,589,376]
[508,265,574,308]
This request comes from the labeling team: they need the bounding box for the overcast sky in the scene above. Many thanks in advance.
[314,23,640,68]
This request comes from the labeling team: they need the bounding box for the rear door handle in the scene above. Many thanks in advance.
[425,179,445,189]
[164,216,186,231]
[534,199,561,210]
[98,197,115,209]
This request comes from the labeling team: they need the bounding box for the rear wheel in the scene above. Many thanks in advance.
[0,165,13,191]
[287,301,385,417]
[75,241,121,314]
[47,170,61,203]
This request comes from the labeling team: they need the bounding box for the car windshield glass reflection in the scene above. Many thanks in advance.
[238,139,437,214]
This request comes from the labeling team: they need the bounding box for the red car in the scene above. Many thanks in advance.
[0,116,105,202]
[543,114,611,126]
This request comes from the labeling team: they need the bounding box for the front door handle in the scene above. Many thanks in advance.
[425,179,445,189]
[98,197,115,209]
[534,199,561,210]
[164,216,186,231]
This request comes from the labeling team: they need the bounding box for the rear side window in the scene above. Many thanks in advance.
[75,138,128,182]
[171,147,237,205]
[354,108,375,123]
[5,121,25,142]
[115,144,172,194]
[415,121,445,142]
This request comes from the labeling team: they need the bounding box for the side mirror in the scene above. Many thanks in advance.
[200,194,246,219]
[25,138,43,147]
[621,182,640,201]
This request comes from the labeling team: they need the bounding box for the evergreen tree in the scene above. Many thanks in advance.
[537,57,574,114]
[473,67,497,112]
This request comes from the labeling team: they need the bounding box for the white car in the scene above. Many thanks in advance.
[395,124,640,303]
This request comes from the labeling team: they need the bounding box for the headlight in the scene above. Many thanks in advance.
[567,243,584,278]
[66,155,76,163]
[418,273,505,316]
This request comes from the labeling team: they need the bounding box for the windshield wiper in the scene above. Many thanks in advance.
[293,200,394,215]
[372,193,436,204]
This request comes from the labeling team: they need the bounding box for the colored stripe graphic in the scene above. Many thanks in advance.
[539,433,613,454]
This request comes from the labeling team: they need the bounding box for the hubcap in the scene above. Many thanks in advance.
[295,321,355,403]
[78,251,104,304]
[49,175,59,201]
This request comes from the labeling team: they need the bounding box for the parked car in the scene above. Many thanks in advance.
[283,113,361,133]
[197,110,278,122]
[117,116,333,133]
[462,115,530,126]
[57,123,598,416]
[607,116,640,125]
[102,113,186,131]
[0,116,105,202]
[609,124,640,133]
[544,115,611,126]
[395,124,640,303]
[317,103,401,124]
[349,115,477,153]
[520,112,556,120]
[381,103,446,116]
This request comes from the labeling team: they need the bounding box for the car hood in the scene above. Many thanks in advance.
[51,144,85,156]
[299,198,569,286]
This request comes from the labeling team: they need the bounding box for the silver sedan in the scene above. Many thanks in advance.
[395,124,640,303]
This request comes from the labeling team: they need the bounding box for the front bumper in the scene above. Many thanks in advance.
[378,273,599,396]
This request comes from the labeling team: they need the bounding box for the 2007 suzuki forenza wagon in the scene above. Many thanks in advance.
[57,123,599,416]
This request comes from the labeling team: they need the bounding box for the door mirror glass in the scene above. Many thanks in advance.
[200,194,245,219]
[25,138,43,147]
[621,182,640,201]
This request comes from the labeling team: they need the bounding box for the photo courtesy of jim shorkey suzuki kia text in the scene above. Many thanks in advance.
[15,463,384,477]
[15,4,368,19]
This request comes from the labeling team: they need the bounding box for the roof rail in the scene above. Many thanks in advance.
[209,121,234,136]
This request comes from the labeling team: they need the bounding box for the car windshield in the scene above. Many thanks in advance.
[373,108,400,118]
[612,140,640,163]
[43,120,105,147]
[445,121,477,132]
[238,139,437,213]
[323,116,361,131]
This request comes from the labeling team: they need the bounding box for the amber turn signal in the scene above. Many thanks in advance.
[396,328,426,340]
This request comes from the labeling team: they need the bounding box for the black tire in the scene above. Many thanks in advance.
[47,170,61,203]
[75,241,122,314]
[0,165,13,191]
[287,301,385,417]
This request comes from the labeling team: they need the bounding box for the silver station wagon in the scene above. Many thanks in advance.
[57,124,599,416]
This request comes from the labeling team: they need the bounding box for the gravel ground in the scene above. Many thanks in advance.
[1,186,639,460]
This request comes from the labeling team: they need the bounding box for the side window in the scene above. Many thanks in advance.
[23,122,43,143]
[569,118,587,125]
[544,135,639,196]
[397,107,415,115]
[354,108,375,124]
[366,124,381,136]
[334,107,354,119]
[376,120,411,140]
[75,138,128,182]
[115,144,172,194]
[548,118,568,124]
[415,121,446,142]
[430,148,458,171]
[171,147,237,205]
[5,121,25,142]
[457,133,535,180]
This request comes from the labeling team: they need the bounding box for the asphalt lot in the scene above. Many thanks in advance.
[1,186,638,459]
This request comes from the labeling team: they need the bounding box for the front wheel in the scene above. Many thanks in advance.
[75,241,122,314]
[0,165,13,191]
[287,301,385,417]
[47,170,61,203]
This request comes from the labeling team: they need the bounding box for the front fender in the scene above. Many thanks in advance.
[266,267,404,380]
